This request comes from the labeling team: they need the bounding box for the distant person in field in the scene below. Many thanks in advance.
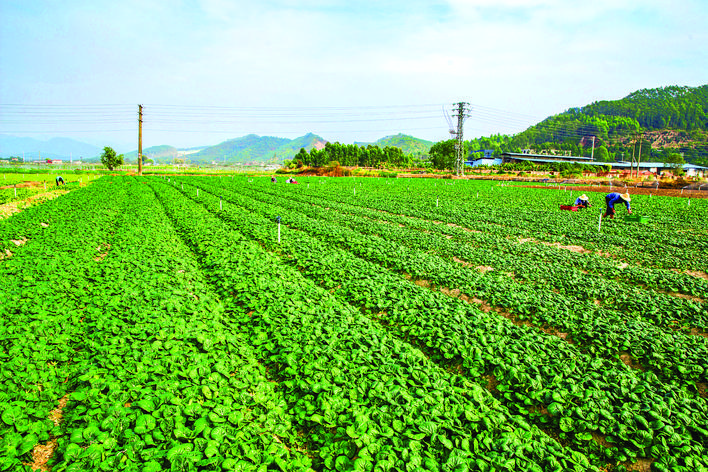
[56,175,65,186]
[603,192,631,219]
[574,194,591,209]
[271,176,277,183]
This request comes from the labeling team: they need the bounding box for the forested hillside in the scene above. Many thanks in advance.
[468,85,708,165]
[356,134,433,157]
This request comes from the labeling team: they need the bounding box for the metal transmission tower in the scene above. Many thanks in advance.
[448,102,471,176]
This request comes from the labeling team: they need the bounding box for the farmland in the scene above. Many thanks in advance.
[1,175,707,472]
[0,173,99,218]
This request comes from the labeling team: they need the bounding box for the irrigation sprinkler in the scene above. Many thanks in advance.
[276,216,281,243]
[436,197,439,207]
[598,212,603,232]
[220,198,222,210]
[688,199,691,207]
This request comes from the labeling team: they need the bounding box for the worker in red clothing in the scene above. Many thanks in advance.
[603,192,631,219]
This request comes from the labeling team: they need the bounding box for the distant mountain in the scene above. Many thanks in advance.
[0,135,101,160]
[356,134,433,156]
[123,145,184,163]
[187,133,328,164]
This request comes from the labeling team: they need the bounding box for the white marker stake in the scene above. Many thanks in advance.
[354,188,356,195]
[598,212,603,232]
[436,197,439,207]
[197,189,199,197]
[220,198,223,210]
[14,188,17,197]
[278,221,281,243]
[688,199,691,207]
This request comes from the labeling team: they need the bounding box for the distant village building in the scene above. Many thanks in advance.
[498,152,706,177]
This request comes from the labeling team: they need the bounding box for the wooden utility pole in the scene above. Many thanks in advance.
[590,136,595,161]
[138,104,143,176]
[636,136,642,178]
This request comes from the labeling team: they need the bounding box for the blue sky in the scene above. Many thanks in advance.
[1,0,707,152]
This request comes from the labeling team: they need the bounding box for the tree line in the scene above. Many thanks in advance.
[286,142,411,168]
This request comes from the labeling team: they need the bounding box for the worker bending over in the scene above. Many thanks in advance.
[574,194,591,209]
[603,192,631,219]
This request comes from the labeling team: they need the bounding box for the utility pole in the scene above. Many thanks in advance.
[451,102,470,176]
[138,104,143,176]
[636,135,642,178]
[630,137,636,178]
[590,136,595,161]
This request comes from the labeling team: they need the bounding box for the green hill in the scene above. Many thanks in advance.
[356,134,433,156]
[468,84,708,165]
[187,133,327,164]
[123,145,182,163]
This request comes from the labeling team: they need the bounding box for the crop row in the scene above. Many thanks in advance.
[148,177,597,472]
[0,181,130,470]
[249,180,708,328]
[191,177,708,386]
[1,178,313,471]
[167,176,708,471]
[296,178,708,272]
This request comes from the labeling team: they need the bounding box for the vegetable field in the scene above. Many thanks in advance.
[1,175,707,472]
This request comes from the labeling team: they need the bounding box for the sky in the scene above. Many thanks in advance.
[1,0,707,153]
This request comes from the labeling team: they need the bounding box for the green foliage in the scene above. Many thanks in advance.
[466,84,708,164]
[4,175,708,472]
[429,139,467,170]
[295,142,410,168]
[99,146,124,170]
[357,134,433,157]
[662,152,686,175]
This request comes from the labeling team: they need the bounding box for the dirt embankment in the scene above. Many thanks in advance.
[521,184,708,199]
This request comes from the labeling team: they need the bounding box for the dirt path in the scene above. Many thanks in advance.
[0,190,69,220]
[521,184,708,199]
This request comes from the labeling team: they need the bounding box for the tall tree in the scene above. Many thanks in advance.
[663,152,686,174]
[101,146,124,170]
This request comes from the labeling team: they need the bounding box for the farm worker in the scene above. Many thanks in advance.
[290,178,298,184]
[56,175,65,186]
[603,192,631,219]
[574,194,591,209]
[271,176,277,183]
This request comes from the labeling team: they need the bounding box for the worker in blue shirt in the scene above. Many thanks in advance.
[603,192,631,219]
[574,194,591,209]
